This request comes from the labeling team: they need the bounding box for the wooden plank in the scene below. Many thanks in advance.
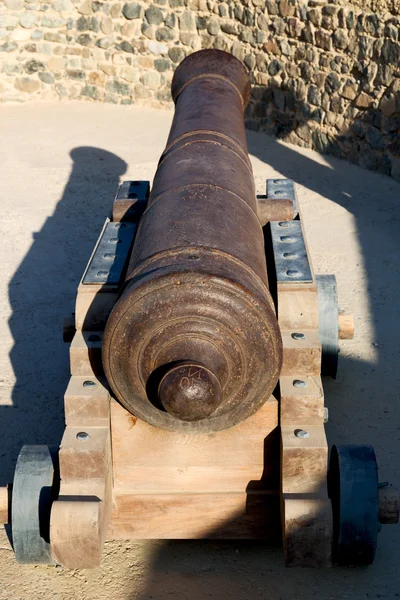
[69,330,103,377]
[281,330,321,376]
[281,424,328,494]
[108,491,281,540]
[51,498,105,569]
[111,397,279,494]
[57,426,110,485]
[280,376,324,424]
[50,424,112,568]
[64,376,110,427]
[277,216,332,566]
[278,287,319,330]
[338,313,354,339]
[282,496,332,567]
[379,485,399,525]
[0,486,9,525]
[75,286,118,331]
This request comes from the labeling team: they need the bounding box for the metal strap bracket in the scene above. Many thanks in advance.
[270,220,313,283]
[82,221,137,285]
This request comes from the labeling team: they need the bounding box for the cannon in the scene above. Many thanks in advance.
[1,50,398,569]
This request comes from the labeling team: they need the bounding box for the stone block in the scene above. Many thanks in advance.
[14,76,41,93]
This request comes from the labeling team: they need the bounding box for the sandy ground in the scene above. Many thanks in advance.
[0,102,399,599]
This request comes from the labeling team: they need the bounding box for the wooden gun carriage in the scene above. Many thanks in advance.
[0,50,398,569]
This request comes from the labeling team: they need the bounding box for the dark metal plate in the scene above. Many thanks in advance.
[270,220,313,283]
[83,221,137,286]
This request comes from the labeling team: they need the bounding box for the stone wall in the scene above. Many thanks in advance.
[1,0,400,179]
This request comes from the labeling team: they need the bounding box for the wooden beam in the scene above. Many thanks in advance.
[281,330,322,376]
[277,226,332,565]
[69,331,103,377]
[0,486,9,525]
[50,385,112,569]
[109,491,281,540]
[338,313,354,340]
[111,397,278,495]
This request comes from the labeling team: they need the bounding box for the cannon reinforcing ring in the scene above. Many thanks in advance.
[12,445,59,564]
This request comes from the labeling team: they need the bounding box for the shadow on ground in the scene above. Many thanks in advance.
[0,147,127,484]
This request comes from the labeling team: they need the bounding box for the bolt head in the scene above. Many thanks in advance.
[293,379,307,388]
[295,429,309,439]
[83,380,96,388]
[76,431,90,441]
[292,332,305,340]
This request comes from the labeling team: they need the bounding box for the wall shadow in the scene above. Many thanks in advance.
[246,82,400,178]
[0,147,127,484]
[246,85,400,450]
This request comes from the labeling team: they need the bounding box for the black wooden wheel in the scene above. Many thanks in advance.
[329,444,379,565]
[316,274,339,378]
[12,445,59,564]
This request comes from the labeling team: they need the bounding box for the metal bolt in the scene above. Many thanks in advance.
[286,269,300,277]
[76,431,90,441]
[324,407,329,423]
[295,429,309,439]
[283,252,297,259]
[83,380,96,388]
[274,190,284,195]
[97,270,108,277]
[104,253,116,259]
[291,332,305,340]
[280,236,296,243]
[109,237,122,243]
[293,379,307,388]
[278,221,291,228]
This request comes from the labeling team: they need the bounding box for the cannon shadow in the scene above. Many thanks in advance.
[0,147,127,485]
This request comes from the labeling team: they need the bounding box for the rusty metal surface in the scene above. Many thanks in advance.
[103,49,283,433]
[256,197,294,225]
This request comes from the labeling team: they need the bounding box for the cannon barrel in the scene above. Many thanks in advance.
[102,49,283,433]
